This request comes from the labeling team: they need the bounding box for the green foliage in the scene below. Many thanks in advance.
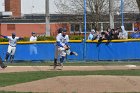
[37,35,83,40]
[69,35,84,40]
[0,38,8,42]
[0,35,84,42]
[19,37,29,41]
[37,36,46,41]
[0,37,30,42]
[37,36,55,41]
[45,36,55,41]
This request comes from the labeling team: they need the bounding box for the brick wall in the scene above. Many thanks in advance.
[0,23,71,37]
[5,0,21,17]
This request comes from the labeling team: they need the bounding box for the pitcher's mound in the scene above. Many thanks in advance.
[0,75,140,93]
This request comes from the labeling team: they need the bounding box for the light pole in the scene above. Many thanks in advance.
[84,0,87,60]
[121,0,124,26]
[45,0,50,36]
[84,0,87,42]
[109,0,114,29]
[120,0,127,39]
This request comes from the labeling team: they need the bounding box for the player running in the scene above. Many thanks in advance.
[1,33,22,63]
[54,28,78,69]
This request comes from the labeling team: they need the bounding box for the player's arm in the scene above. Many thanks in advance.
[56,41,63,47]
[65,35,69,46]
[17,37,23,40]
[0,34,8,39]
[56,34,64,47]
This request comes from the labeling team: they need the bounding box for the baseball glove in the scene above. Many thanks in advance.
[64,45,70,50]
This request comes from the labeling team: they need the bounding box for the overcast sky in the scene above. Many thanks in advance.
[0,0,139,15]
[0,0,58,14]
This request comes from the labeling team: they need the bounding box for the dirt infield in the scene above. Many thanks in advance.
[0,65,140,73]
[0,66,140,93]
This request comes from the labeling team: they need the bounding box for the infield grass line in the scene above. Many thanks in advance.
[5,61,140,66]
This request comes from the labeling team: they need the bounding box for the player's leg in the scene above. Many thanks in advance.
[0,56,7,69]
[10,47,16,63]
[5,45,12,62]
[5,52,10,62]
[54,45,59,69]
[70,51,78,56]
[66,48,78,56]
[60,56,65,68]
[10,55,14,63]
[65,45,78,56]
[59,49,66,68]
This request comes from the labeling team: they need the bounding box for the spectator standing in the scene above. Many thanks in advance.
[88,29,95,40]
[30,32,38,55]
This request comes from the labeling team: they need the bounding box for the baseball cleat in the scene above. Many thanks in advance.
[4,59,7,62]
[1,65,7,69]
[73,52,78,56]
[60,63,63,68]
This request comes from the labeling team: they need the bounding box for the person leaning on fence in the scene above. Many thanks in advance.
[30,32,38,55]
[118,26,128,39]
[88,29,96,40]
[92,30,101,40]
[131,29,140,39]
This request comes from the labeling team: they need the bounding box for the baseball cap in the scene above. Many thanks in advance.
[62,28,67,32]
[91,29,95,32]
[12,33,16,36]
[32,32,36,34]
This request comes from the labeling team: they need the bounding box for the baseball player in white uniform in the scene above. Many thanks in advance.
[30,32,37,55]
[1,33,21,63]
[54,28,63,69]
[54,28,78,69]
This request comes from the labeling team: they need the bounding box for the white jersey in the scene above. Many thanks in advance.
[7,36,20,47]
[56,33,69,47]
[30,36,37,42]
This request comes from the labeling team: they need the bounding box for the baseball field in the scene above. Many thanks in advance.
[0,62,140,93]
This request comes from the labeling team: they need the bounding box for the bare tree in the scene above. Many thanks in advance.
[136,0,140,12]
[54,0,139,31]
[54,0,108,30]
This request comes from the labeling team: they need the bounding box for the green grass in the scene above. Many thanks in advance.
[5,61,140,66]
[0,70,140,87]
